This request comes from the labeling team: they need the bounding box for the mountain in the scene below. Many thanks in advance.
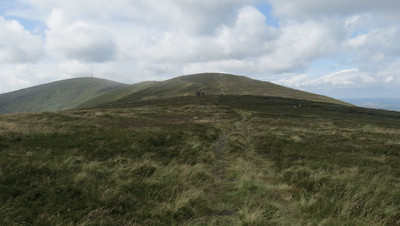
[78,73,350,108]
[0,77,127,114]
[0,73,350,114]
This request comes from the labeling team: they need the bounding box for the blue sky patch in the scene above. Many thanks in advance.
[256,2,280,28]
[1,0,46,35]
[4,15,46,35]
[307,57,357,77]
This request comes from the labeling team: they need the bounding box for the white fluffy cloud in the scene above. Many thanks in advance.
[134,6,278,64]
[0,16,43,63]
[45,9,117,62]
[259,20,346,73]
[354,27,400,64]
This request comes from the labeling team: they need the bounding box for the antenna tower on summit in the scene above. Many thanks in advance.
[91,66,93,78]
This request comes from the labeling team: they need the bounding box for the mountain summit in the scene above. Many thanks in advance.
[79,73,349,108]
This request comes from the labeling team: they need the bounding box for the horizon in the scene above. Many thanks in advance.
[1,0,399,99]
[1,73,399,102]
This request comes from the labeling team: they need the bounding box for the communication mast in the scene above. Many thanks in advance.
[91,66,93,78]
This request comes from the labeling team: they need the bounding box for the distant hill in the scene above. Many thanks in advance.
[79,73,350,108]
[0,78,127,114]
[342,98,400,111]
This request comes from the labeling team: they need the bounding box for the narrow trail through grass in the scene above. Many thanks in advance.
[209,121,238,224]
[218,109,303,225]
[207,109,297,225]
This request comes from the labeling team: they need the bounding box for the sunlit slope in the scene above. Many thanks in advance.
[77,77,203,108]
[178,73,350,105]
[76,81,159,108]
[0,78,127,113]
[79,73,350,108]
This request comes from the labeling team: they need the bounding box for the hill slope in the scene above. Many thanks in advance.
[76,81,159,108]
[78,73,350,108]
[0,78,127,113]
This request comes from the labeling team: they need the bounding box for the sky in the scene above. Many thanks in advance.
[0,0,399,99]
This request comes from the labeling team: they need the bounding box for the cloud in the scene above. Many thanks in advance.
[385,76,394,83]
[316,69,376,86]
[18,0,262,34]
[375,59,400,81]
[135,6,278,63]
[258,20,346,73]
[34,3,275,66]
[0,63,70,94]
[276,69,377,89]
[275,74,308,88]
[215,6,279,58]
[1,0,400,99]
[45,9,116,62]
[354,27,400,64]
[269,0,400,22]
[0,16,44,63]
[183,59,256,75]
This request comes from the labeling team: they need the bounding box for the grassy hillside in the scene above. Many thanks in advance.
[76,81,159,108]
[1,95,399,225]
[0,77,127,114]
[78,73,350,108]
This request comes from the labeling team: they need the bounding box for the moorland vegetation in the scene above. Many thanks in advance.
[1,93,400,225]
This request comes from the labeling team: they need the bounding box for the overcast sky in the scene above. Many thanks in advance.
[0,0,399,99]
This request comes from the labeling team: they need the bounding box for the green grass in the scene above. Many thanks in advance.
[76,81,159,109]
[1,95,400,225]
